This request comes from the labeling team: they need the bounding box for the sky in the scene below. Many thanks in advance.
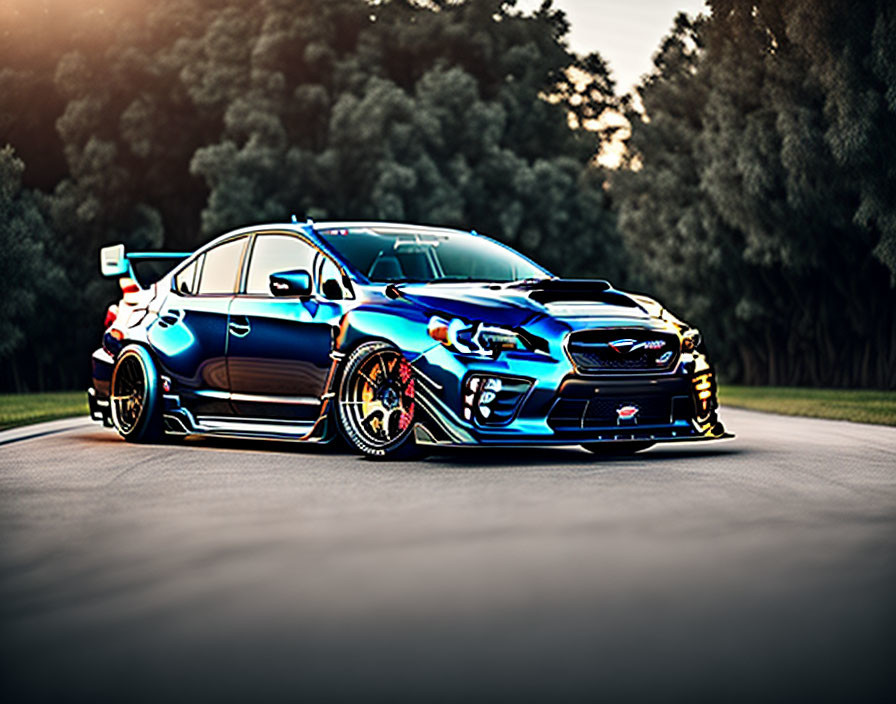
[517,0,708,92]
[0,2,708,93]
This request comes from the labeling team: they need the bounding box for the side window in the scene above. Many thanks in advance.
[319,256,351,299]
[196,238,247,295]
[173,257,200,296]
[245,235,317,295]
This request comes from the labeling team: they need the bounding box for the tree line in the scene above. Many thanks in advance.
[614,0,896,388]
[1,0,894,391]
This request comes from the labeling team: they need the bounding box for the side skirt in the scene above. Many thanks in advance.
[162,406,332,443]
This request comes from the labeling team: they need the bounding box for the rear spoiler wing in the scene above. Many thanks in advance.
[100,244,190,284]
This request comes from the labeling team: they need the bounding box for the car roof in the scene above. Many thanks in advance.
[182,221,483,284]
[200,221,473,249]
[313,221,470,235]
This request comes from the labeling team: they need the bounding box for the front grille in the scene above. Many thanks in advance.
[567,329,680,374]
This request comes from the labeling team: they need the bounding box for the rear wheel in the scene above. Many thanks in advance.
[336,342,424,460]
[110,345,163,443]
[582,441,654,456]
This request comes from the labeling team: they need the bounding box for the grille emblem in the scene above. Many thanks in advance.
[609,338,636,353]
[617,405,639,422]
[609,338,666,354]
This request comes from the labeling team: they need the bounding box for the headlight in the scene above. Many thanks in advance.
[428,316,525,356]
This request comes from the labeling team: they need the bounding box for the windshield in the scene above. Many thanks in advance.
[318,226,549,283]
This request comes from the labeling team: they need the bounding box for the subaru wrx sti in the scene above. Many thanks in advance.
[88,222,730,458]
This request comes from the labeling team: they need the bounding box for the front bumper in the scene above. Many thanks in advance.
[410,343,730,448]
[413,422,732,448]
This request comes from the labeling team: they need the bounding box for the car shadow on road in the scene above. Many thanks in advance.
[422,443,743,467]
[80,428,743,467]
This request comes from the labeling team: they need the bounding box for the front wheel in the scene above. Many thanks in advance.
[336,342,424,460]
[581,441,654,456]
[110,345,163,443]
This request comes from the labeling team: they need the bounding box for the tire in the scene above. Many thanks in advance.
[335,341,425,460]
[110,345,164,443]
[581,441,654,456]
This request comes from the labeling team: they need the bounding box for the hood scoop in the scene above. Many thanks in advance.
[505,279,642,309]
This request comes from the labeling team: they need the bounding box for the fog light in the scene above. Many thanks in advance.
[462,375,532,426]
[483,378,502,393]
[692,372,715,415]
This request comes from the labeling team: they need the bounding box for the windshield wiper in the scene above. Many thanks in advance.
[507,277,549,286]
[428,276,495,283]
[374,278,429,284]
[377,276,520,284]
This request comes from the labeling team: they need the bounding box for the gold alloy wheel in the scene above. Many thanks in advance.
[341,346,416,451]
[111,352,148,434]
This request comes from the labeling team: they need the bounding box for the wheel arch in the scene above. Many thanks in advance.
[114,338,160,364]
[111,338,173,388]
[113,343,163,394]
[328,306,436,395]
[324,324,444,446]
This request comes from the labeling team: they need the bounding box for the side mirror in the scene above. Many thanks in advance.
[269,269,312,297]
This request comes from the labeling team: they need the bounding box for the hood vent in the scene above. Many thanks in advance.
[508,279,642,309]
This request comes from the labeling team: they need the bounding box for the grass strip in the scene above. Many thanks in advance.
[720,385,896,427]
[0,391,89,431]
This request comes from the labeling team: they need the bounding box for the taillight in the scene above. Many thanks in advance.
[119,277,141,305]
[119,277,140,295]
[104,304,119,329]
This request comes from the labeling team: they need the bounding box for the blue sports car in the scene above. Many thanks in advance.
[88,221,730,458]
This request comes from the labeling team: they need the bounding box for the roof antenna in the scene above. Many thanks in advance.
[291,214,299,223]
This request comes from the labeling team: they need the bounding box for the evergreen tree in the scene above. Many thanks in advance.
[0,0,620,390]
[614,3,896,387]
[0,146,65,389]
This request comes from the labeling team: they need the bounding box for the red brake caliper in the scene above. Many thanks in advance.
[398,356,415,431]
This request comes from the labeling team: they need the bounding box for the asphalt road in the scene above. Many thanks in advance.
[1,408,894,703]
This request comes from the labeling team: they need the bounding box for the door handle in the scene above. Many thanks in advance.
[158,309,184,328]
[229,316,251,337]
